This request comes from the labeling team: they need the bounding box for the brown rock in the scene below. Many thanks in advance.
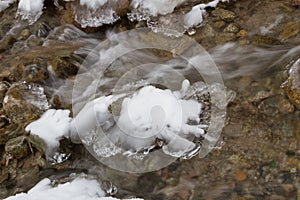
[280,21,300,39]
[235,170,247,181]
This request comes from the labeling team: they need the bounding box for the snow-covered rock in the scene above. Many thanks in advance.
[5,176,143,200]
[25,109,72,154]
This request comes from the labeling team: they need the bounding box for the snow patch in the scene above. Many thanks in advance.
[0,0,15,12]
[5,176,143,200]
[131,0,185,16]
[25,109,72,153]
[184,0,229,28]
[80,0,108,10]
[17,0,44,24]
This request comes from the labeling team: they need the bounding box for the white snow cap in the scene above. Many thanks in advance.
[131,0,185,16]
[25,109,72,153]
[5,176,144,200]
[80,0,108,9]
[17,0,44,24]
[184,0,229,28]
[0,0,15,12]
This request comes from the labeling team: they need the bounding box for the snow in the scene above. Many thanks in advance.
[0,0,15,12]
[25,80,205,159]
[25,109,72,153]
[5,176,143,200]
[72,80,205,158]
[17,0,44,24]
[184,0,229,28]
[131,0,185,16]
[80,0,107,10]
[183,6,205,28]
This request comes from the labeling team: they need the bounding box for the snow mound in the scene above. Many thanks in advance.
[5,176,143,200]
[0,0,15,12]
[25,109,72,153]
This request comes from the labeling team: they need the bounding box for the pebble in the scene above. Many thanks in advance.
[223,23,240,33]
[235,170,247,181]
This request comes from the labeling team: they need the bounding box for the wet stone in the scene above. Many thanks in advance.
[280,21,300,40]
[191,24,215,42]
[22,64,49,82]
[211,8,237,22]
[215,32,237,44]
[0,115,9,129]
[5,136,30,159]
[17,29,30,41]
[0,81,10,103]
[49,56,79,79]
[0,123,23,145]
[223,23,240,33]
[37,22,51,38]
[3,82,50,124]
[0,35,16,53]
[283,59,300,109]
[213,21,226,29]
[251,34,282,45]
[237,29,248,38]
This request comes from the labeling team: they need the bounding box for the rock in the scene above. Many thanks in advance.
[0,123,23,145]
[223,23,240,33]
[37,22,51,38]
[258,95,294,116]
[213,21,226,29]
[235,170,247,181]
[292,0,300,6]
[280,21,299,39]
[251,35,282,45]
[215,33,237,44]
[0,115,9,129]
[282,59,300,109]
[191,25,215,42]
[49,56,79,79]
[22,64,49,82]
[211,8,237,22]
[3,82,50,124]
[278,96,295,114]
[0,81,10,103]
[281,184,296,197]
[0,35,16,53]
[237,29,248,37]
[18,29,31,41]
[5,136,30,159]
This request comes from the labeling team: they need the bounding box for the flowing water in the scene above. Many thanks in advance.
[0,0,299,199]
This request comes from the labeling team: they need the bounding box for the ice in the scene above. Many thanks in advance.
[25,109,72,154]
[183,6,205,28]
[183,0,229,28]
[25,83,50,110]
[72,80,207,158]
[0,0,15,12]
[17,0,44,24]
[129,0,230,36]
[131,0,185,16]
[80,0,107,9]
[72,0,120,28]
[5,175,143,200]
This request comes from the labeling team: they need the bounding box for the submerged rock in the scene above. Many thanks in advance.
[211,8,237,22]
